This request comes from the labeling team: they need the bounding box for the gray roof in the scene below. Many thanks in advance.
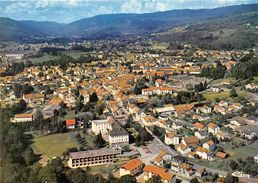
[109,123,128,137]
[69,148,122,159]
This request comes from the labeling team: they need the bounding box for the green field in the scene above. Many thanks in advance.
[89,159,128,177]
[32,132,80,158]
[62,51,88,59]
[27,54,60,63]
[202,90,245,101]
[31,130,96,159]
[224,141,258,160]
[190,158,231,172]
[209,77,237,85]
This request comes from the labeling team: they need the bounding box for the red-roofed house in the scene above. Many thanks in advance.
[119,158,142,177]
[66,119,76,129]
[143,165,176,183]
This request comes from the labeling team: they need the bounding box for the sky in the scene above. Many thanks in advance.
[0,0,257,23]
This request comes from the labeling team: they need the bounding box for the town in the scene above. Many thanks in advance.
[0,38,258,183]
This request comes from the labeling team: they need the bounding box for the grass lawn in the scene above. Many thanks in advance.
[151,43,169,50]
[210,77,237,85]
[202,90,245,101]
[62,51,88,59]
[224,141,258,160]
[88,160,128,177]
[27,54,60,63]
[32,132,80,158]
[190,158,231,172]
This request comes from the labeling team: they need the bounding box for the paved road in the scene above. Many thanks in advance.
[125,108,257,181]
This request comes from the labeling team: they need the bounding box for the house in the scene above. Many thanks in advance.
[245,83,258,90]
[79,89,89,104]
[254,155,258,163]
[193,122,205,131]
[154,104,175,115]
[178,163,194,179]
[241,130,257,141]
[174,104,194,116]
[187,151,196,159]
[216,131,226,140]
[165,131,180,145]
[213,105,226,115]
[42,104,61,119]
[153,150,172,166]
[216,152,227,159]
[143,165,176,183]
[142,115,158,126]
[195,131,207,140]
[196,106,212,114]
[195,167,206,177]
[207,123,220,135]
[11,112,34,123]
[66,119,76,129]
[230,117,247,127]
[203,140,216,151]
[172,121,183,130]
[182,136,199,147]
[119,158,142,177]
[48,96,64,106]
[196,146,213,161]
[170,155,188,167]
[177,143,191,155]
[23,93,45,106]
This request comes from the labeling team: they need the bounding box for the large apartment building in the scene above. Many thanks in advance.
[68,148,122,168]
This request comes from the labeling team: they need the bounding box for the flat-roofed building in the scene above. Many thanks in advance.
[68,148,122,168]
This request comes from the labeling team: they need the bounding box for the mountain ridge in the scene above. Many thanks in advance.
[0,3,258,42]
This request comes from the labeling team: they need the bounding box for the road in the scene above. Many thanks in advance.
[125,108,257,181]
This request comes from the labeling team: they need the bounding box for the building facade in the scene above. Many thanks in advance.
[68,148,122,168]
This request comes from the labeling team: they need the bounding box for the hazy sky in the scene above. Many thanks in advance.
[0,0,257,23]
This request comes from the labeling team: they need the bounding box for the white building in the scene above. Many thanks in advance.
[108,124,129,146]
[165,131,179,145]
[11,113,34,123]
[91,117,113,135]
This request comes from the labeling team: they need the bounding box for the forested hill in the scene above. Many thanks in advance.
[0,3,258,49]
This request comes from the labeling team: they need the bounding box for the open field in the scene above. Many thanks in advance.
[61,50,88,59]
[190,158,231,172]
[26,54,60,63]
[210,77,237,85]
[225,142,258,160]
[88,159,128,177]
[32,132,80,158]
[202,90,245,101]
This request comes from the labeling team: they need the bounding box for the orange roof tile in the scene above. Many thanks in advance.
[207,122,218,129]
[121,158,142,171]
[194,122,205,129]
[216,152,227,159]
[66,119,76,125]
[143,165,175,181]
